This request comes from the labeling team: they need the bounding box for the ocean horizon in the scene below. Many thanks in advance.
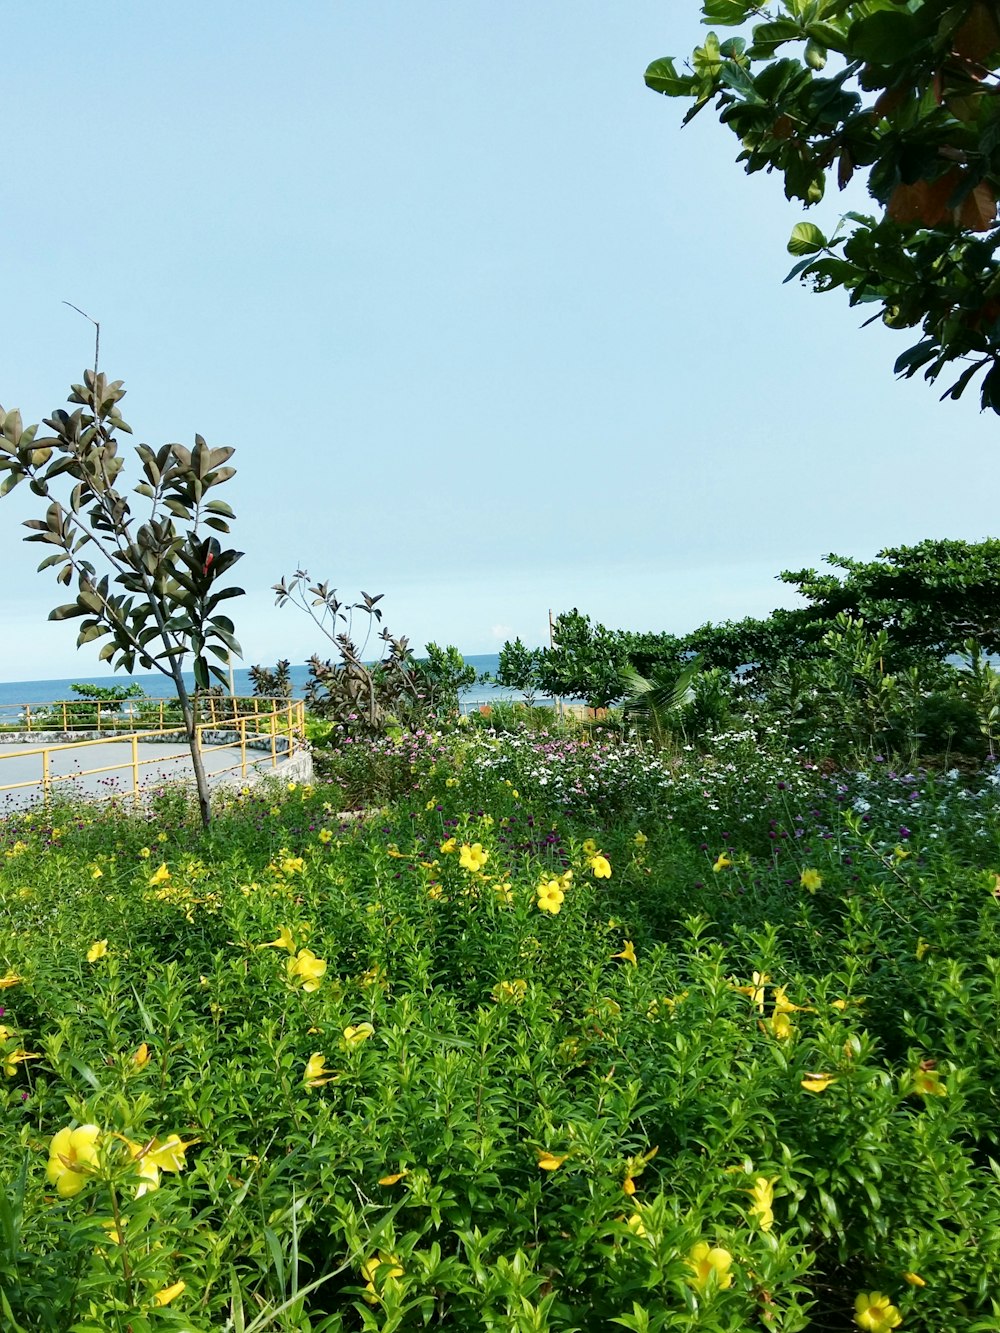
[0,653,513,716]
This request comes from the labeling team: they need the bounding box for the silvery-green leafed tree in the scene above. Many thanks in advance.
[0,369,243,827]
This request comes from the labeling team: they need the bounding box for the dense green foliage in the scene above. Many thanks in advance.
[647,0,1000,411]
[2,716,1000,1329]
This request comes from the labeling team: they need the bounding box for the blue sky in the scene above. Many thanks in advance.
[1,1,996,682]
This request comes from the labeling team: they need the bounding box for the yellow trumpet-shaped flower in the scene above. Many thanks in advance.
[686,1241,734,1292]
[801,1072,837,1093]
[304,1052,334,1087]
[747,1175,777,1232]
[909,1065,947,1099]
[440,838,457,853]
[148,863,171,887]
[854,1291,902,1332]
[611,940,637,966]
[287,949,326,992]
[713,853,732,873]
[590,854,612,879]
[259,925,296,952]
[343,1022,375,1047]
[536,880,565,914]
[132,1043,150,1069]
[459,842,489,872]
[536,1149,568,1171]
[46,1125,101,1197]
[146,1135,197,1173]
[800,868,822,893]
[361,1252,404,1305]
[86,940,108,963]
[3,1048,40,1077]
[0,971,23,989]
[154,1280,186,1307]
[318,828,334,844]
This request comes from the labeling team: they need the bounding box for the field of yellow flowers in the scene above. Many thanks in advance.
[2,733,1000,1331]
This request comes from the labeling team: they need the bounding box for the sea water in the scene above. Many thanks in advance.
[0,653,519,720]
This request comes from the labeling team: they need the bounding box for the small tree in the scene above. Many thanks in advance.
[495,636,544,705]
[0,369,243,827]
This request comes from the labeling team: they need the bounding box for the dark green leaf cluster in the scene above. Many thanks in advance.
[647,0,1000,409]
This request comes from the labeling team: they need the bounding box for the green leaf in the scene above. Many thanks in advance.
[849,10,931,64]
[788,221,828,255]
[644,57,695,97]
[701,0,752,25]
[748,19,802,56]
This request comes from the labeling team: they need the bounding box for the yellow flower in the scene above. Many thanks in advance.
[634,831,648,848]
[304,1052,334,1087]
[536,881,565,914]
[146,1135,197,1173]
[492,979,527,1003]
[361,1253,403,1305]
[3,1048,39,1077]
[138,846,151,859]
[318,828,334,844]
[511,789,519,799]
[154,1280,186,1307]
[132,1043,150,1069]
[125,1141,161,1196]
[46,1125,101,1197]
[90,865,103,880]
[0,971,23,989]
[854,1291,902,1332]
[148,863,171,887]
[801,1072,837,1093]
[343,1022,375,1047]
[903,1272,926,1287]
[427,884,445,900]
[536,1149,568,1171]
[86,940,109,963]
[287,949,327,992]
[445,776,458,787]
[590,854,612,879]
[747,1175,777,1232]
[773,985,810,1014]
[686,1241,734,1292]
[769,1010,794,1041]
[459,842,489,872]
[260,925,296,952]
[157,832,168,843]
[287,781,297,793]
[493,881,514,904]
[713,853,732,873]
[626,1211,647,1238]
[582,838,598,856]
[915,937,930,960]
[440,838,457,853]
[893,844,910,861]
[736,971,770,1011]
[379,1169,408,1185]
[425,798,436,810]
[909,1065,947,1098]
[611,940,637,966]
[281,856,304,876]
[800,868,822,893]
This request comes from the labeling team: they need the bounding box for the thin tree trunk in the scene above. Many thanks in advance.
[172,667,212,828]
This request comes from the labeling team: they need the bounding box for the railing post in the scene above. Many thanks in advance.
[25,704,32,733]
[270,711,277,768]
[240,716,248,779]
[42,747,50,800]
[131,734,141,806]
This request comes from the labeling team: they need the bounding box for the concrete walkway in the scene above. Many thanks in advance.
[0,736,311,812]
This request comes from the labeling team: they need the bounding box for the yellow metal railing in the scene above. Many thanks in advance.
[0,698,305,804]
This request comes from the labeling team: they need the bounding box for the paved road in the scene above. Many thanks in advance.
[0,736,292,811]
